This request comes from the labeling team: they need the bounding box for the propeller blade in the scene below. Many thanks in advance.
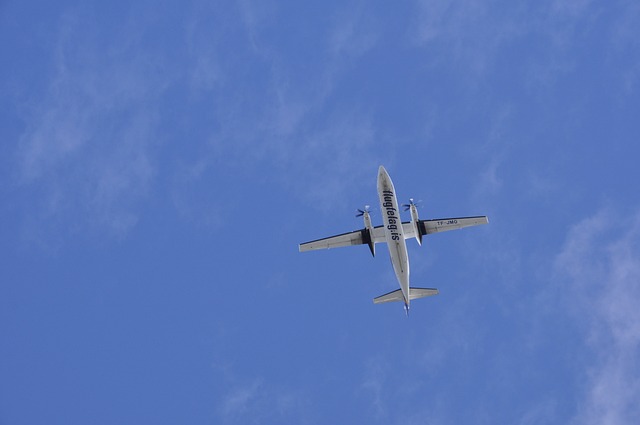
[356,205,371,217]
[402,198,419,211]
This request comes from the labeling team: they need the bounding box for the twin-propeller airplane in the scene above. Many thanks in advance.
[299,166,489,315]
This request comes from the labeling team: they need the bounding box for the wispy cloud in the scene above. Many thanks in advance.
[220,379,263,419]
[409,0,636,93]
[608,0,640,95]
[410,0,528,79]
[283,112,380,209]
[555,209,640,425]
[360,356,388,420]
[14,9,168,242]
[216,376,310,424]
[472,105,514,198]
[180,1,382,212]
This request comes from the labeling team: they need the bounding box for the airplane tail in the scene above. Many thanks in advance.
[373,287,439,304]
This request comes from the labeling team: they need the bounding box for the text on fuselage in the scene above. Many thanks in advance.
[383,190,400,241]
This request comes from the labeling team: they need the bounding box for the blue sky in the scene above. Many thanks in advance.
[1,1,640,424]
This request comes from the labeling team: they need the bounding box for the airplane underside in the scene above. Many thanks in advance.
[299,165,489,313]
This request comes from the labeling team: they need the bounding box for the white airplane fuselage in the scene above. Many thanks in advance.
[299,165,489,313]
[377,166,410,308]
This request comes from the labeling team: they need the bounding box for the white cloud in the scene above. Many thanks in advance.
[555,209,640,425]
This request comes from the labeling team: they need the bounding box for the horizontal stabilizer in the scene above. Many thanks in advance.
[373,287,439,304]
[373,289,405,304]
[409,287,439,300]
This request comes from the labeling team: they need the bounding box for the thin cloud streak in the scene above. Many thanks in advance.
[181,1,382,212]
[410,0,528,80]
[556,209,640,425]
[14,9,168,241]
[216,377,310,425]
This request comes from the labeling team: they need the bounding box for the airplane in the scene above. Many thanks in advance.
[299,165,489,315]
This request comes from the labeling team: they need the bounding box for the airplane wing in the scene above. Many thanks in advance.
[299,226,386,252]
[402,215,489,239]
[420,216,489,234]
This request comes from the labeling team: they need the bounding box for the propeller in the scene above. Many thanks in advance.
[356,205,371,217]
[402,198,421,211]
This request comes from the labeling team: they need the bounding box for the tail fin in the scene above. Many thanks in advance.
[373,287,438,304]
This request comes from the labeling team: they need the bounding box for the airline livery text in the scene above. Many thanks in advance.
[382,190,400,241]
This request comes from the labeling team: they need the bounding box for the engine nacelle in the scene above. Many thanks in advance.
[360,210,375,256]
[408,203,422,246]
